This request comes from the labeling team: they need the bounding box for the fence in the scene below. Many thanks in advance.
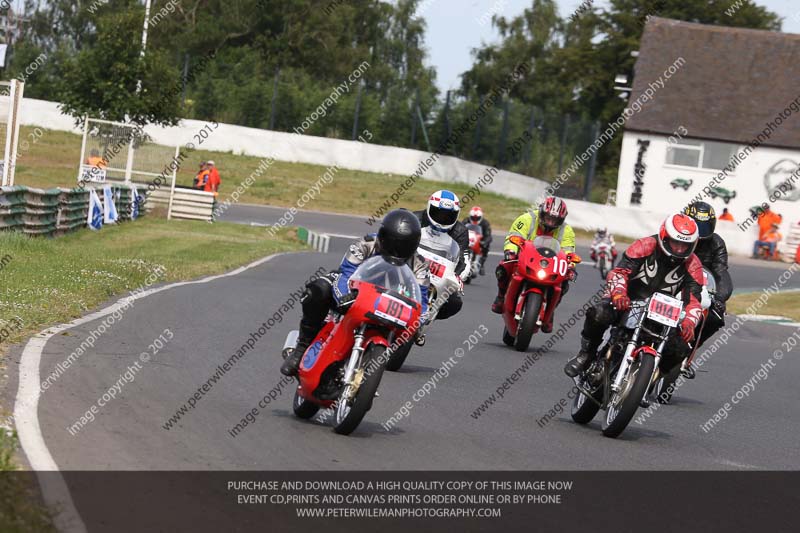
[781,222,800,263]
[0,79,25,187]
[0,184,146,238]
[77,117,180,186]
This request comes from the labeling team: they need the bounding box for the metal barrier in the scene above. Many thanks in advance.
[0,184,146,238]
[141,185,215,222]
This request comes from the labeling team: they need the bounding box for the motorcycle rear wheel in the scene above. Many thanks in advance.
[654,365,681,404]
[502,327,515,346]
[292,388,320,419]
[386,339,414,372]
[514,292,542,352]
[602,354,655,438]
[333,344,387,435]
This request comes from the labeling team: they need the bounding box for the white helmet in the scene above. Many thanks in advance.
[426,190,461,233]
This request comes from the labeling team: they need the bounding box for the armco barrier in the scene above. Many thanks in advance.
[0,184,146,238]
[143,184,215,222]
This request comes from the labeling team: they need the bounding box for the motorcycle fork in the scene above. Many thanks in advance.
[611,328,642,393]
[343,325,367,394]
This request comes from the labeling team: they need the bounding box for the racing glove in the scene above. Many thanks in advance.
[712,298,726,317]
[567,267,578,282]
[679,317,696,343]
[610,290,631,312]
[337,291,357,313]
[504,250,518,262]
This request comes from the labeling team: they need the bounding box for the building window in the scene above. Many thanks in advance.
[666,139,737,170]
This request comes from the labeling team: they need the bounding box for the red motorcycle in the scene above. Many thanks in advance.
[465,223,483,284]
[501,235,580,352]
[285,256,423,435]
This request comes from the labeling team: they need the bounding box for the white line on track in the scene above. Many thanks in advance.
[14,252,290,533]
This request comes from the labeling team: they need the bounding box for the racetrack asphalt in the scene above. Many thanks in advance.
[9,205,799,477]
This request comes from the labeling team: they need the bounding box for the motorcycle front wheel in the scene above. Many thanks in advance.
[333,344,387,435]
[571,377,603,424]
[514,292,542,352]
[602,354,655,438]
[599,256,609,279]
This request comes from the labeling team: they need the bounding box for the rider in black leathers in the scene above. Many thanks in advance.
[564,213,705,379]
[683,202,734,360]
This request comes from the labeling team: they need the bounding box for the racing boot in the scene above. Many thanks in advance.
[479,255,487,276]
[280,322,317,376]
[492,262,511,314]
[564,336,595,378]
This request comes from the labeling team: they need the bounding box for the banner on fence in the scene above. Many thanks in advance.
[130,184,140,220]
[88,189,103,230]
[103,186,118,224]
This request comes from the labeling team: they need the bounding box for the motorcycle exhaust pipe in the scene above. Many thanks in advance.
[282,330,299,359]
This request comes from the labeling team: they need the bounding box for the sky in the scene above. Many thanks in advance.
[420,0,800,93]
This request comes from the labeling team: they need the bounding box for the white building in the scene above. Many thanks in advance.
[616,18,800,258]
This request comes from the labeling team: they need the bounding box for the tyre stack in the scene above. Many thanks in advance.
[0,186,26,232]
[22,187,60,237]
[56,188,90,236]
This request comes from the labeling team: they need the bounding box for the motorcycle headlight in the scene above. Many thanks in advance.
[537,269,547,280]
[539,259,549,268]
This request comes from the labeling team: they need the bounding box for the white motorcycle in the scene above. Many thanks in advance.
[593,240,614,279]
[386,227,463,371]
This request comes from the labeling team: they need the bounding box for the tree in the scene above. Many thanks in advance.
[55,2,180,125]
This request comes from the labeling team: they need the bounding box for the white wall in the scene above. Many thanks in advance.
[617,131,800,256]
[19,98,796,257]
[19,98,550,204]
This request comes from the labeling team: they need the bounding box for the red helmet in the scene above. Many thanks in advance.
[539,196,567,232]
[658,214,699,260]
[469,206,483,223]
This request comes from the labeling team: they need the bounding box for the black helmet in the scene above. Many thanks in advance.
[683,201,716,239]
[378,209,421,264]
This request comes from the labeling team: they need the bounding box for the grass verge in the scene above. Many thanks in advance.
[14,126,615,237]
[0,216,304,347]
[728,291,800,322]
[0,216,303,529]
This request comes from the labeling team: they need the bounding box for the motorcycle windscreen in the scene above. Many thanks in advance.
[702,267,716,295]
[466,223,483,235]
[350,255,423,304]
[532,235,561,254]
[418,226,461,263]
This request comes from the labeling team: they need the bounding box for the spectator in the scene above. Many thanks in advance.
[718,208,734,222]
[84,149,108,169]
[206,160,221,193]
[194,162,210,190]
[757,206,782,240]
[753,223,782,259]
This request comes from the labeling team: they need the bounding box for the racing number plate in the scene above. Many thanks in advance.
[647,292,683,328]
[374,293,413,327]
[429,261,446,280]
